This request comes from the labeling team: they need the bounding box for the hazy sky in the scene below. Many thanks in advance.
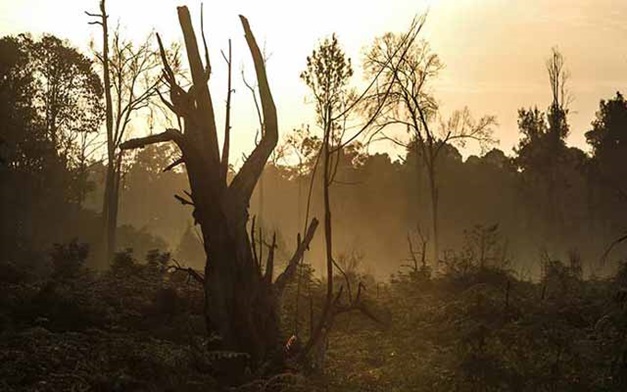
[1,0,626,161]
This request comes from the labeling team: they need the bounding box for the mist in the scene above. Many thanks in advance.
[2,1,627,390]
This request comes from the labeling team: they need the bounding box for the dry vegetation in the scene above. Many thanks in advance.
[3,1,627,391]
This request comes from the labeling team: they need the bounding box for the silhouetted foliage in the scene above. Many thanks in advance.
[5,5,627,391]
[0,33,105,267]
[364,25,497,263]
[586,92,627,226]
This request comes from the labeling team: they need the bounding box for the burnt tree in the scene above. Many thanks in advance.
[120,7,318,366]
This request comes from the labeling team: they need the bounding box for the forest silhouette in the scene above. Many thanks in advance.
[2,1,627,390]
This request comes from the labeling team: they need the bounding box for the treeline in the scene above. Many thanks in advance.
[0,33,165,270]
[107,87,627,279]
[2,34,627,281]
[2,6,627,390]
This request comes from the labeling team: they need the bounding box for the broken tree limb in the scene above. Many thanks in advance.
[176,6,220,165]
[274,218,319,296]
[250,216,260,273]
[169,259,205,284]
[199,3,212,77]
[263,233,277,286]
[163,157,184,172]
[601,232,627,265]
[120,7,319,364]
[156,89,177,113]
[174,194,194,206]
[119,128,185,150]
[228,15,278,205]
[156,34,177,89]
[334,300,388,328]
[331,257,353,303]
[221,39,232,183]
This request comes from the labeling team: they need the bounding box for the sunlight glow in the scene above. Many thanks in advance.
[1,0,626,159]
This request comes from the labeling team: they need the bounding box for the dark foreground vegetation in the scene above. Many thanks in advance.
[3,0,627,390]
[2,234,627,391]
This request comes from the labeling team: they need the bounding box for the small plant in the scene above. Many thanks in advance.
[49,239,89,280]
[110,248,137,276]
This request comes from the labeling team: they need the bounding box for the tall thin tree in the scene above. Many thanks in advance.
[87,0,175,265]
[364,32,496,264]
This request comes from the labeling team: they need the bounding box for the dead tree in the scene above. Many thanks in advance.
[365,35,497,264]
[87,0,175,266]
[297,19,423,370]
[120,7,318,366]
[404,226,429,278]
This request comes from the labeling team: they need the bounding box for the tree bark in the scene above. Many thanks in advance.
[99,0,115,267]
[427,161,439,264]
[120,9,318,368]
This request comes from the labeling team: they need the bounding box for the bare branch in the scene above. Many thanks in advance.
[177,6,220,164]
[241,70,264,133]
[601,232,627,266]
[331,16,425,123]
[228,15,279,205]
[222,39,233,183]
[331,257,353,303]
[169,259,205,284]
[334,299,388,327]
[163,157,184,172]
[274,218,319,296]
[174,194,194,206]
[200,3,211,76]
[156,33,178,89]
[264,233,277,286]
[250,216,260,272]
[330,19,424,153]
[156,89,176,113]
[119,128,184,150]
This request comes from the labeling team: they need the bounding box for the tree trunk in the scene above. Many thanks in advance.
[427,162,439,264]
[201,210,279,360]
[101,159,115,264]
[106,152,122,263]
[95,0,115,268]
[119,8,318,368]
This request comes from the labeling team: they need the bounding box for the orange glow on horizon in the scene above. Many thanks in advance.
[1,0,626,160]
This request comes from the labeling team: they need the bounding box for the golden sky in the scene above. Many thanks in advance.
[1,0,627,161]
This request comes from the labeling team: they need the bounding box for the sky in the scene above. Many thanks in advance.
[1,0,627,161]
